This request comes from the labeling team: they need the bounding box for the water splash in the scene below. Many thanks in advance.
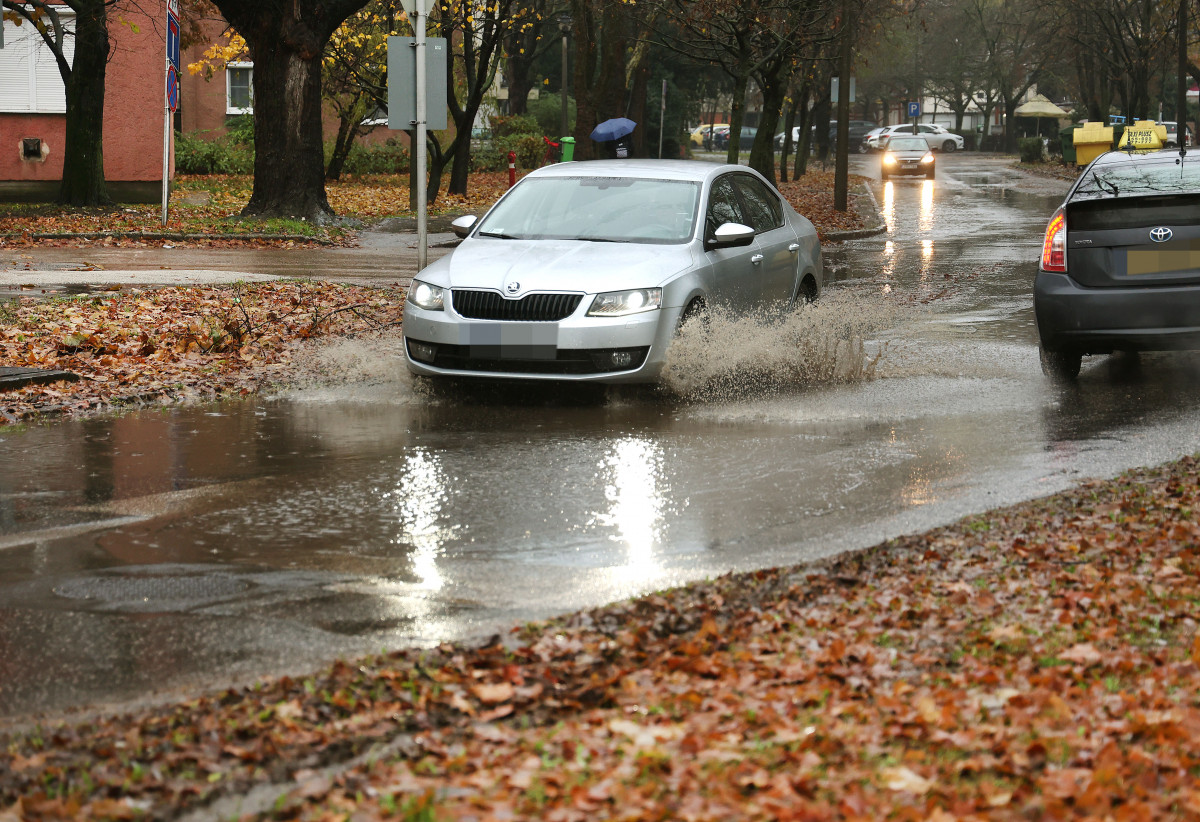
[659,293,901,401]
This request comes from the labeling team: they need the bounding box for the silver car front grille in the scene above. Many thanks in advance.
[452,290,583,322]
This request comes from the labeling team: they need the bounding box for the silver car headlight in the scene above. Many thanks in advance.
[587,288,662,317]
[408,279,445,311]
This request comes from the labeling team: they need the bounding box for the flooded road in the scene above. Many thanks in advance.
[7,154,1200,721]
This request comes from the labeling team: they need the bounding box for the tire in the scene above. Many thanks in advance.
[942,140,957,152]
[791,275,819,308]
[1039,344,1082,382]
[925,168,934,179]
[677,298,708,334]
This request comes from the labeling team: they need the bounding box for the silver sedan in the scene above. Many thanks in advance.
[402,159,823,383]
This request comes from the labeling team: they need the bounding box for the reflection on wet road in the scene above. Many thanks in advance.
[6,155,1200,721]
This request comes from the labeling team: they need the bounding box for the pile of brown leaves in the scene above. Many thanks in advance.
[778,170,873,240]
[2,456,1198,820]
[0,281,405,423]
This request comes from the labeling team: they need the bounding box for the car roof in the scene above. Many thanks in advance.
[526,159,746,184]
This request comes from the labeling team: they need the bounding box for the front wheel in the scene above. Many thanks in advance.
[941,140,957,152]
[1039,344,1082,382]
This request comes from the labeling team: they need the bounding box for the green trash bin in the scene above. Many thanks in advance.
[1060,126,1077,164]
[560,137,576,162]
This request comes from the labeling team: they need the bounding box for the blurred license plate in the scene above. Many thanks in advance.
[901,162,918,169]
[462,323,558,359]
[1126,242,1200,275]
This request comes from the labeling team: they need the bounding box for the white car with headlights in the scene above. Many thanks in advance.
[402,159,823,383]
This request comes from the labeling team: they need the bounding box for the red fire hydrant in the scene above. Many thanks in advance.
[508,151,517,188]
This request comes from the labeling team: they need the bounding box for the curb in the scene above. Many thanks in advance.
[0,232,337,245]
[823,182,886,242]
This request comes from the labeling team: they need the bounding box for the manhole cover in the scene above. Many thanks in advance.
[54,574,250,603]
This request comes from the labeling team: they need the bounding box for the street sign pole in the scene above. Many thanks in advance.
[414,5,427,271]
[162,61,170,225]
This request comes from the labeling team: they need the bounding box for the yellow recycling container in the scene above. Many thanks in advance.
[1118,120,1166,152]
[1072,122,1114,166]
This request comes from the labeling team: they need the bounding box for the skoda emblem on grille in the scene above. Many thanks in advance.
[1150,227,1173,243]
[505,281,521,295]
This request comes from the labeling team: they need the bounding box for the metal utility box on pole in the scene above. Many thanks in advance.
[388,2,447,272]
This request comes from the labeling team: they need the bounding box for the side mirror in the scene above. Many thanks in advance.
[706,222,755,250]
[451,215,478,239]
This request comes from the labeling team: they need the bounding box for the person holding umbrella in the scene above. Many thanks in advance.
[591,117,637,158]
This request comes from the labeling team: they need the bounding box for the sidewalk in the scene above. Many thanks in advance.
[0,226,460,298]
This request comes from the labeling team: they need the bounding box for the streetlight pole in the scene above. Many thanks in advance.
[558,13,571,140]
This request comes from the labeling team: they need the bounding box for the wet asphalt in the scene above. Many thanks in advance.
[7,154,1200,723]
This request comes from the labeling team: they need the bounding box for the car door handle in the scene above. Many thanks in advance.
[751,254,764,264]
[788,243,800,252]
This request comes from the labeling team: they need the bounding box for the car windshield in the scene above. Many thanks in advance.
[887,137,927,151]
[1074,157,1200,199]
[475,176,701,244]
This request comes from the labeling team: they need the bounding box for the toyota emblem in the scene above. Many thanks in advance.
[505,281,521,295]
[1150,227,1173,243]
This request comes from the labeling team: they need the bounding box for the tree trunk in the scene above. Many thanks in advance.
[325,91,371,182]
[211,0,370,223]
[58,0,110,206]
[245,42,331,221]
[794,79,813,178]
[725,70,750,165]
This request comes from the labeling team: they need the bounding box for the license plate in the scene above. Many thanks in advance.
[901,162,918,169]
[462,323,558,359]
[1126,241,1200,275]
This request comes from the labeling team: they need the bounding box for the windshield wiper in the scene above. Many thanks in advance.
[576,236,630,243]
[478,230,519,239]
[1091,171,1119,196]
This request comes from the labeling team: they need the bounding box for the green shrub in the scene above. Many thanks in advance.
[341,138,410,174]
[174,130,254,174]
[1019,136,1046,163]
[225,113,255,145]
[490,114,540,139]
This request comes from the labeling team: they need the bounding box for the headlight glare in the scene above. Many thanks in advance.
[408,279,445,311]
[883,153,896,165]
[587,288,662,317]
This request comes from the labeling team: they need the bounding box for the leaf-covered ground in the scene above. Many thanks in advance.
[2,454,1198,820]
[0,281,405,424]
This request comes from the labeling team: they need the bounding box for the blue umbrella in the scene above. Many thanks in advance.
[590,117,637,142]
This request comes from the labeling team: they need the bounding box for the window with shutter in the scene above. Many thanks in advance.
[0,15,74,113]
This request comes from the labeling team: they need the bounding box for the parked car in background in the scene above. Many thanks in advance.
[1034,148,1200,380]
[690,123,729,148]
[403,159,823,384]
[866,123,964,152]
[1158,121,1192,147]
[880,135,935,180]
[714,126,758,151]
[861,127,887,152]
[775,120,876,152]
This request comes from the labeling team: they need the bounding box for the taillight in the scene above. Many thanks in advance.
[1041,209,1067,272]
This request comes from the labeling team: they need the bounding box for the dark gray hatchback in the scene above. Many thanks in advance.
[1035,148,1200,380]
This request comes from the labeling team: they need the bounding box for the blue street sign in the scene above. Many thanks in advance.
[167,13,180,72]
[907,101,921,118]
[166,66,179,111]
